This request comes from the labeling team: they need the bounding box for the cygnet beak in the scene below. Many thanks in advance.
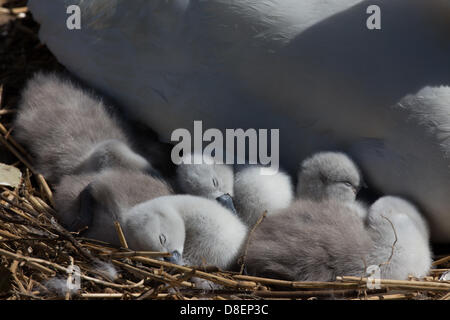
[164,250,182,265]
[216,193,237,214]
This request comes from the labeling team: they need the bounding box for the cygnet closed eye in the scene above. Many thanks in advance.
[176,153,236,213]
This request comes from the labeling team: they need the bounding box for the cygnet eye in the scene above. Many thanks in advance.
[342,181,357,193]
[343,181,353,188]
[159,234,167,246]
[212,177,219,188]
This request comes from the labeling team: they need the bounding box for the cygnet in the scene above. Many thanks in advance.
[366,196,432,280]
[297,151,367,219]
[244,199,373,281]
[233,166,294,226]
[297,152,362,202]
[13,72,154,183]
[126,195,248,270]
[175,153,236,213]
[54,169,177,257]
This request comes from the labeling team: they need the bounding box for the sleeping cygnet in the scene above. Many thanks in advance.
[233,166,294,226]
[297,151,367,219]
[13,72,154,183]
[175,153,236,213]
[366,196,432,280]
[126,195,248,270]
[54,169,178,258]
[244,199,373,281]
[297,152,362,202]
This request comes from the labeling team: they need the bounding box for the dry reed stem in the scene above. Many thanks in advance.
[233,274,361,289]
[352,293,418,300]
[112,259,194,288]
[0,134,36,174]
[80,293,168,299]
[0,6,28,14]
[433,256,450,267]
[113,221,128,249]
[0,247,57,276]
[130,256,257,289]
[100,250,171,259]
[0,123,30,159]
[439,292,450,300]
[35,174,54,207]
[337,276,450,291]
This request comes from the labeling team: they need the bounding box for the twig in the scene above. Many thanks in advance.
[0,134,36,174]
[238,210,267,274]
[432,256,450,267]
[100,250,171,258]
[0,123,31,160]
[379,215,398,269]
[130,256,257,289]
[0,6,28,15]
[81,293,167,299]
[113,221,128,249]
[232,274,362,289]
[352,293,418,300]
[0,247,56,276]
[338,276,450,291]
[35,174,54,208]
[112,260,193,288]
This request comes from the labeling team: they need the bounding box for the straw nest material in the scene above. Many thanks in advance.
[0,1,449,300]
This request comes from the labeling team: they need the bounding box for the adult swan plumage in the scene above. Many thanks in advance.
[28,0,450,242]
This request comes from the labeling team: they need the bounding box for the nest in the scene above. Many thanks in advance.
[0,1,449,300]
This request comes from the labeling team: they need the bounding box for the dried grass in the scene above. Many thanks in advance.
[0,0,449,300]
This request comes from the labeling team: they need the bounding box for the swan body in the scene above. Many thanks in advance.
[28,0,450,241]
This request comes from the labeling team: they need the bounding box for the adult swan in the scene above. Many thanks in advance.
[28,0,450,242]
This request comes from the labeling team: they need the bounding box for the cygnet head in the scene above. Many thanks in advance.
[124,201,186,264]
[297,152,362,202]
[176,153,235,213]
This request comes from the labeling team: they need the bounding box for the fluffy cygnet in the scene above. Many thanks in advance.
[13,72,153,183]
[233,166,294,226]
[297,151,367,219]
[244,199,373,281]
[297,152,362,202]
[366,196,432,280]
[175,153,236,213]
[126,195,248,270]
[54,169,177,256]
